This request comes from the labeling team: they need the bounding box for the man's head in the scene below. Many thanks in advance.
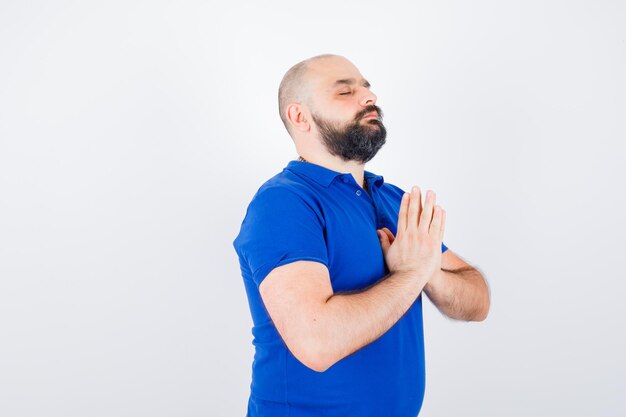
[278,54,386,164]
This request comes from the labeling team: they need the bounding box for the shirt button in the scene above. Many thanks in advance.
[342,177,349,183]
[355,190,362,196]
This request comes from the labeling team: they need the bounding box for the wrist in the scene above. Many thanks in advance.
[424,269,444,293]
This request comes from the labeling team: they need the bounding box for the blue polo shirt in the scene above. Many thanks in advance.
[233,160,448,417]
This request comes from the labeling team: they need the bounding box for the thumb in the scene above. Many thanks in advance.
[377,229,390,255]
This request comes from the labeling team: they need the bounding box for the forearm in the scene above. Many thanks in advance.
[423,266,490,321]
[310,270,428,371]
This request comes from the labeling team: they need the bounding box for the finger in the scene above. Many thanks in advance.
[418,190,436,235]
[417,188,423,228]
[429,205,442,239]
[377,230,390,254]
[382,227,395,243]
[440,209,446,242]
[407,186,420,233]
[396,192,409,236]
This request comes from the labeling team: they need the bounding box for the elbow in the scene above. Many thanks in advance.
[474,296,491,322]
[302,358,333,373]
[290,342,337,373]
[474,277,491,322]
[474,307,489,322]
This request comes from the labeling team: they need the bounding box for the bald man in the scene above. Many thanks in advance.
[233,54,490,417]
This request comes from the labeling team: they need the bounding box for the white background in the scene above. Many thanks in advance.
[1,1,625,416]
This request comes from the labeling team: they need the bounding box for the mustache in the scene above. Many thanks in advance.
[356,105,384,121]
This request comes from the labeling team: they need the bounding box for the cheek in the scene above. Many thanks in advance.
[338,106,360,122]
[315,99,358,124]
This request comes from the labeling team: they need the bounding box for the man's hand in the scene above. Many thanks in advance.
[260,185,447,372]
[377,187,446,283]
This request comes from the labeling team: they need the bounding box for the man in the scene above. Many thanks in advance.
[232,54,490,417]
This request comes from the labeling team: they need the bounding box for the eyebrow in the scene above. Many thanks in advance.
[333,78,371,88]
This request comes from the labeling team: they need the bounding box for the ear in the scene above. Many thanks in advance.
[286,103,311,133]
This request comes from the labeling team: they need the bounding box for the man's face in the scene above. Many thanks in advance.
[306,58,387,164]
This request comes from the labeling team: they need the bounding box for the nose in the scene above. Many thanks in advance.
[359,88,377,107]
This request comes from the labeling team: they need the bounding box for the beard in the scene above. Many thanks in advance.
[311,104,387,164]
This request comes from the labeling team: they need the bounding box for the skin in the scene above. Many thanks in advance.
[285,55,380,188]
[260,55,491,372]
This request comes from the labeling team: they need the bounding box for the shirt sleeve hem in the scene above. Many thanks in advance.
[252,256,330,288]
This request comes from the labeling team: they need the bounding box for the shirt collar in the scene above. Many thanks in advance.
[285,160,385,188]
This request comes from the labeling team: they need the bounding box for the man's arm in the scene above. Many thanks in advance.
[423,250,490,321]
[260,261,428,373]
[260,187,445,373]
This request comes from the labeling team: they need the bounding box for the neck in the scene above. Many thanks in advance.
[298,155,367,189]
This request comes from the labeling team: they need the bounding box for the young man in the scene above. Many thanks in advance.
[233,54,490,417]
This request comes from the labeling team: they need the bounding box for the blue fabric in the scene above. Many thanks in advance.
[233,160,448,417]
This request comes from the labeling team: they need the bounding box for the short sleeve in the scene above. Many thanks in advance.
[233,186,329,287]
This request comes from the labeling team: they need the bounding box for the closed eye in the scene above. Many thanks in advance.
[339,92,351,95]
